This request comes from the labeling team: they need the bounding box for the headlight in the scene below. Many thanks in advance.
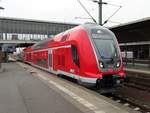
[99,62,104,68]
[116,80,120,84]
[116,61,120,67]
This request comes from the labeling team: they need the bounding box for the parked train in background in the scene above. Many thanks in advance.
[23,23,126,91]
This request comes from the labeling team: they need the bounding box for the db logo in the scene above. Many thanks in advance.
[108,68,113,72]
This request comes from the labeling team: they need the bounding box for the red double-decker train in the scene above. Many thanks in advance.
[23,23,126,90]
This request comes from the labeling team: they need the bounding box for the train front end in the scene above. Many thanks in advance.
[84,24,126,90]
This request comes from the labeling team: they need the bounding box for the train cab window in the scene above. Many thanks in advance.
[71,45,80,67]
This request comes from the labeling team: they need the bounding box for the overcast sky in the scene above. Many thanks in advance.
[0,0,150,26]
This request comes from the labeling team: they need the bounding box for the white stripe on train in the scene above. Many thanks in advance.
[25,61,97,84]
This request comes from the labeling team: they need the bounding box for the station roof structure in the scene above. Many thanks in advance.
[0,17,78,35]
[110,17,150,45]
[0,17,78,48]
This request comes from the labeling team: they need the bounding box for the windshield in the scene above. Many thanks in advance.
[93,39,117,59]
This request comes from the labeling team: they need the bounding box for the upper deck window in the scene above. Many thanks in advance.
[61,34,69,42]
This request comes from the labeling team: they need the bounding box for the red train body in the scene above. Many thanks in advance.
[23,23,126,90]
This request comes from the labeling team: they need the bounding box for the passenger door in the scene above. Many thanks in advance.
[48,49,53,70]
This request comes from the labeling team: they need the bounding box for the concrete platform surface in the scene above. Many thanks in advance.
[0,62,84,113]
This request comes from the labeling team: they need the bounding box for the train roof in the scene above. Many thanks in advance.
[54,23,112,37]
[23,47,33,52]
[32,38,54,50]
[32,23,113,50]
[80,23,114,35]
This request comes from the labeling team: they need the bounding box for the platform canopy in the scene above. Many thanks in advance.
[110,18,150,44]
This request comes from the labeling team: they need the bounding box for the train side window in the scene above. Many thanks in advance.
[71,45,80,67]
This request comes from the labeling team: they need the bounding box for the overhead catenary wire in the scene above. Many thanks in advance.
[76,0,97,24]
[103,5,122,25]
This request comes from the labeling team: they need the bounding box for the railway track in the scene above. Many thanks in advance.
[109,70,150,113]
[125,70,150,92]
[111,87,150,113]
[105,94,149,113]
[94,83,150,112]
[95,86,150,113]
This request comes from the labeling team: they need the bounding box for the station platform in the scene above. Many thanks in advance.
[125,64,150,75]
[0,62,138,113]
